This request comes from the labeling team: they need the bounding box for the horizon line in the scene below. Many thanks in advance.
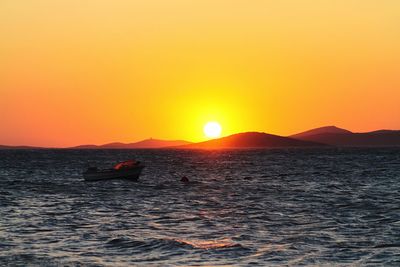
[1,125,399,148]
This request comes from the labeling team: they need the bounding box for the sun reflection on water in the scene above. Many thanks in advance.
[174,238,239,249]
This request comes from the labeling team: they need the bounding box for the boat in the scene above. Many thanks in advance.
[83,160,144,181]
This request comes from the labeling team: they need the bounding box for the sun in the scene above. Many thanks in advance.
[203,121,222,138]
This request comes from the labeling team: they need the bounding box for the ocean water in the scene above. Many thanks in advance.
[0,148,400,266]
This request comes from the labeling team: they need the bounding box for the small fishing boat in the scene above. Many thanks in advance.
[83,160,144,181]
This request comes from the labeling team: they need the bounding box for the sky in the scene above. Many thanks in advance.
[1,0,399,147]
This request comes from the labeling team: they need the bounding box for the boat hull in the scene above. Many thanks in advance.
[83,166,144,181]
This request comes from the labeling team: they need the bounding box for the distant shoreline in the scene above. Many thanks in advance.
[2,126,400,149]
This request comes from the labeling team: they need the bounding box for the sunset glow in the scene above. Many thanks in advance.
[2,2,399,266]
[1,1,400,147]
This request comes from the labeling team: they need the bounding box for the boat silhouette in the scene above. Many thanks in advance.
[83,160,144,181]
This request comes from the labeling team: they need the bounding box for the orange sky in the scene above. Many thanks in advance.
[1,0,399,147]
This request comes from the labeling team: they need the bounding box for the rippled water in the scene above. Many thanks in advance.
[1,148,400,266]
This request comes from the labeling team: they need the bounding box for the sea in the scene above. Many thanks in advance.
[0,148,399,266]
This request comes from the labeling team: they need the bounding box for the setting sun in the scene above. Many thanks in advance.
[203,122,222,139]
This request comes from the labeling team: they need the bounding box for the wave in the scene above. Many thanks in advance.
[106,236,242,251]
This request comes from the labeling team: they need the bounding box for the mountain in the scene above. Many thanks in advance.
[291,127,400,147]
[3,127,400,149]
[177,132,327,149]
[291,126,352,139]
[72,139,192,149]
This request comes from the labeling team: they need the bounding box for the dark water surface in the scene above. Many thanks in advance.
[1,148,400,266]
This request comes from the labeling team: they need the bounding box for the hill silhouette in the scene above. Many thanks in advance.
[2,127,400,149]
[178,132,326,149]
[72,139,191,149]
[291,126,352,138]
[291,126,400,147]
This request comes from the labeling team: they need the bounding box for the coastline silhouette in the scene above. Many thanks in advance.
[2,126,400,149]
